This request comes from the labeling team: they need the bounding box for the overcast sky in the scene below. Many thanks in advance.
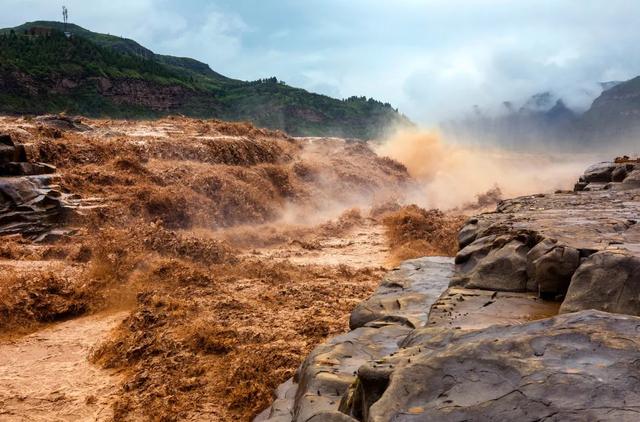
[2,0,639,124]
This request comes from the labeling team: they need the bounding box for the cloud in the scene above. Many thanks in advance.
[155,10,247,65]
[1,0,639,125]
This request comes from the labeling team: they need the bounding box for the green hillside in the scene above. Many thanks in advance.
[0,21,411,139]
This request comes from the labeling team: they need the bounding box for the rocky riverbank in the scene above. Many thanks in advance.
[0,117,102,241]
[259,158,640,422]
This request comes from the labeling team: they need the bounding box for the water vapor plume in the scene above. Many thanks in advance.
[375,128,602,210]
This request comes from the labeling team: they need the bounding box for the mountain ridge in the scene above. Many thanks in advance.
[0,21,411,139]
[444,79,640,148]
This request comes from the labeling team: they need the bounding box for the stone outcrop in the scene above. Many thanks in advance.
[0,132,88,240]
[255,258,453,422]
[452,234,532,292]
[452,168,640,297]
[348,311,640,421]
[574,158,640,191]
[349,257,453,330]
[560,251,640,315]
[33,115,93,132]
[526,239,580,298]
[259,159,640,422]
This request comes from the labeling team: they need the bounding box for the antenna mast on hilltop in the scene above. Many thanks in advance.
[62,6,68,31]
[62,5,71,37]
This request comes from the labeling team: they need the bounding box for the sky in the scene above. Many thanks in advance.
[2,0,640,125]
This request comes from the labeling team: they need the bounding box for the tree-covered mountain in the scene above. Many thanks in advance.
[0,21,411,139]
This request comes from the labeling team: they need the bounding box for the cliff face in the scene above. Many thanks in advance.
[582,76,640,140]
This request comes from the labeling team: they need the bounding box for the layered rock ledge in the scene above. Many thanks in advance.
[0,128,97,241]
[258,159,640,422]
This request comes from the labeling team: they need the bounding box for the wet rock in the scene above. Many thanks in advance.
[34,115,93,132]
[350,258,453,329]
[0,132,85,239]
[258,258,453,422]
[456,218,479,249]
[612,164,632,182]
[560,251,640,315]
[426,287,558,331]
[527,239,580,297]
[355,311,640,422]
[582,161,616,183]
[0,176,70,239]
[0,134,56,177]
[453,237,530,292]
[623,169,640,186]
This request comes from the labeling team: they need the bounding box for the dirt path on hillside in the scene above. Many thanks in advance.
[0,312,127,421]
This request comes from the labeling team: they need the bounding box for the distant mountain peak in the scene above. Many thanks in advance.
[520,91,558,113]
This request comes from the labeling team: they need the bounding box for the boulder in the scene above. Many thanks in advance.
[457,218,479,249]
[34,115,92,132]
[612,164,632,182]
[622,169,640,186]
[526,239,580,297]
[560,251,640,315]
[354,311,640,422]
[453,236,530,292]
[582,162,616,183]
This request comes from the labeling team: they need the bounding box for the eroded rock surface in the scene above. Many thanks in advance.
[350,257,453,330]
[256,258,453,422]
[426,287,559,330]
[34,115,93,133]
[0,132,93,240]
[574,158,640,191]
[351,311,640,422]
[453,165,640,297]
[560,251,640,315]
